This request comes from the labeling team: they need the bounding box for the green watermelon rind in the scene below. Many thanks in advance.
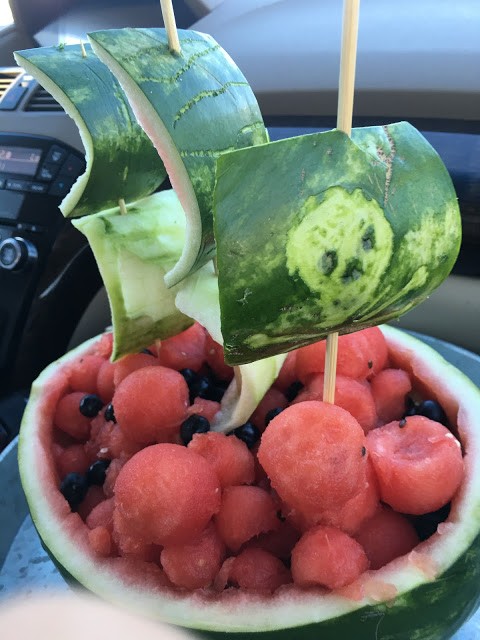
[87,28,269,287]
[72,190,193,360]
[214,123,462,364]
[14,44,166,218]
[18,326,480,639]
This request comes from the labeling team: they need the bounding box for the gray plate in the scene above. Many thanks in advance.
[1,332,480,637]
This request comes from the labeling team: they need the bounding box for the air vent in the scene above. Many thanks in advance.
[24,85,64,112]
[0,68,22,100]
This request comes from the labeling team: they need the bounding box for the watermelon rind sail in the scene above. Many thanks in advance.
[18,326,480,639]
[72,190,193,360]
[87,28,269,287]
[214,123,462,364]
[14,43,166,218]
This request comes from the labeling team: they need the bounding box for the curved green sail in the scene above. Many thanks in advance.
[88,28,268,287]
[14,43,166,217]
[72,190,192,360]
[214,122,462,364]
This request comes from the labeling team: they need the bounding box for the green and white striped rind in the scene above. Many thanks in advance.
[214,122,462,364]
[175,261,286,431]
[72,190,192,359]
[18,327,480,639]
[87,28,269,287]
[14,44,166,218]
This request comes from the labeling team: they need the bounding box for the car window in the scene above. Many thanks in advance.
[0,0,13,29]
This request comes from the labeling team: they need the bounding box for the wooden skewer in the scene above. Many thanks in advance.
[323,0,360,404]
[118,198,127,215]
[160,0,181,54]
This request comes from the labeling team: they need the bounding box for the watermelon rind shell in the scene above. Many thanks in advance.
[214,123,462,364]
[18,326,480,639]
[88,28,269,287]
[14,43,166,218]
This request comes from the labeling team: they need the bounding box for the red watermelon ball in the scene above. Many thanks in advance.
[113,366,189,444]
[114,443,221,546]
[258,401,367,519]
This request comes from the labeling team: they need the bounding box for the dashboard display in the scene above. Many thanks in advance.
[0,146,42,176]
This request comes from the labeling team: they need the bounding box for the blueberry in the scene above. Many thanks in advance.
[60,473,88,509]
[191,375,225,402]
[285,381,304,402]
[180,414,210,445]
[180,368,198,387]
[141,348,155,356]
[233,422,260,449]
[87,459,111,486]
[416,399,448,425]
[104,403,116,423]
[79,394,103,418]
[264,407,284,427]
[404,396,417,417]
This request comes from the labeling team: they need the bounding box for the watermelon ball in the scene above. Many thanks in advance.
[157,322,207,372]
[68,355,105,394]
[291,525,369,589]
[228,547,292,593]
[371,368,412,424]
[354,506,420,570]
[54,392,92,441]
[204,333,234,382]
[188,431,255,488]
[366,415,464,514]
[113,366,189,444]
[319,458,380,536]
[186,397,220,423]
[96,359,116,403]
[215,485,280,551]
[258,401,367,519]
[295,327,388,384]
[55,444,90,477]
[293,373,378,433]
[160,522,226,589]
[112,352,159,388]
[114,443,221,546]
[86,497,115,531]
[88,526,112,558]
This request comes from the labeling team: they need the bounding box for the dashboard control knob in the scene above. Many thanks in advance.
[0,237,38,271]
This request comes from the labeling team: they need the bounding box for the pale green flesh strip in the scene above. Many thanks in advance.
[214,122,462,364]
[73,190,192,359]
[88,28,268,287]
[14,44,166,217]
[175,261,286,431]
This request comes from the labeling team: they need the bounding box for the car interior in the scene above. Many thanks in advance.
[0,0,478,448]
